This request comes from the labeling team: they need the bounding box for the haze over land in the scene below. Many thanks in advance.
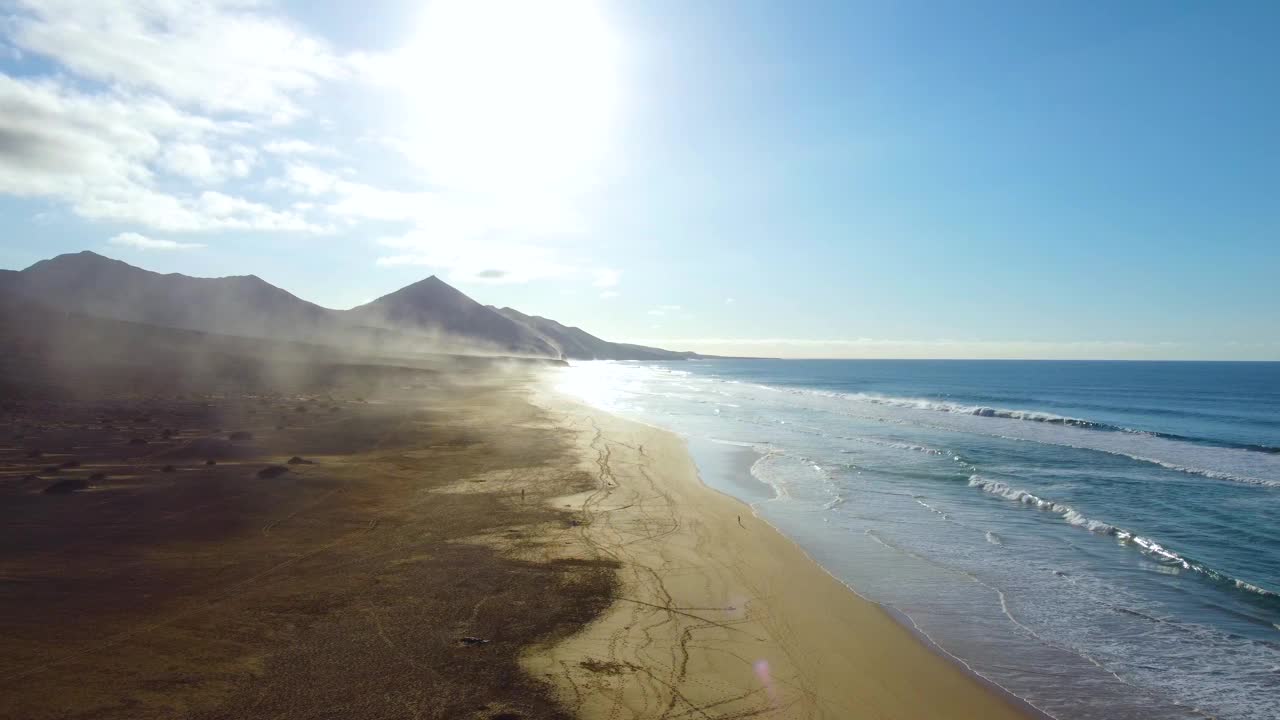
[0,250,704,361]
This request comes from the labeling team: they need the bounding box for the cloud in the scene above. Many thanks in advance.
[7,0,355,121]
[725,297,735,304]
[0,72,324,232]
[375,231,575,284]
[159,142,256,183]
[108,231,203,250]
[0,0,618,282]
[76,186,326,232]
[0,75,203,198]
[263,139,337,156]
[600,290,619,299]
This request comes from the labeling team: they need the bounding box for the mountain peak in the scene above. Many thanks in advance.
[370,274,464,303]
[346,274,559,356]
[25,249,135,275]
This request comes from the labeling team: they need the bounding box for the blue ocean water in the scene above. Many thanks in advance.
[556,360,1280,720]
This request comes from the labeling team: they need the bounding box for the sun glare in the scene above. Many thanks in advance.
[399,0,621,193]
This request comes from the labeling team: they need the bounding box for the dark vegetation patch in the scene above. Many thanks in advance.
[42,478,89,494]
[162,437,257,461]
[0,362,611,720]
[579,658,634,676]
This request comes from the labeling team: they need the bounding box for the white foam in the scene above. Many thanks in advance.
[968,475,1280,601]
[915,498,950,519]
[850,436,947,456]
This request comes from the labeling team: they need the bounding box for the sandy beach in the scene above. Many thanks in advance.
[523,382,1034,720]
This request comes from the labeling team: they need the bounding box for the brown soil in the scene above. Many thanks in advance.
[0,368,613,720]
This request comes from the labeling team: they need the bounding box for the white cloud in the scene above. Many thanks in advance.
[159,142,256,183]
[263,139,337,156]
[600,290,619,299]
[725,297,735,304]
[375,231,574,284]
[0,0,619,281]
[0,75,186,198]
[271,163,445,222]
[108,231,203,250]
[75,186,325,233]
[0,72,325,232]
[7,0,354,121]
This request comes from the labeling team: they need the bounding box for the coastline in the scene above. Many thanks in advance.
[525,381,1036,719]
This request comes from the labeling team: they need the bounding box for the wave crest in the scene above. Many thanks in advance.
[968,475,1280,603]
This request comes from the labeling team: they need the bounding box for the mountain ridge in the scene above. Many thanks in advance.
[0,251,712,361]
[490,306,698,361]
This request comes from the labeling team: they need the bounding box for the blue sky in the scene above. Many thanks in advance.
[0,0,1276,359]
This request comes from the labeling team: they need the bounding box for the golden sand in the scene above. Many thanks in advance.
[525,385,1033,719]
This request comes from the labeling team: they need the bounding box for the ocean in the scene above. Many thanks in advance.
[555,359,1280,720]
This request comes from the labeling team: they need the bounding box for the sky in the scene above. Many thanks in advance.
[0,0,1276,360]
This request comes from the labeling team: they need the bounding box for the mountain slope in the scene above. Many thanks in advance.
[7,251,335,341]
[492,306,698,360]
[2,251,713,361]
[343,276,556,357]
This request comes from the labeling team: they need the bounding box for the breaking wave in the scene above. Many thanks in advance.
[1119,454,1280,489]
[849,436,947,456]
[968,475,1280,604]
[818,392,1280,454]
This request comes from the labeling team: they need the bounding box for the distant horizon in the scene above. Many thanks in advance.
[1,1,1277,361]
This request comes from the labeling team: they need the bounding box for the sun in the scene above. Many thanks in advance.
[397,0,621,194]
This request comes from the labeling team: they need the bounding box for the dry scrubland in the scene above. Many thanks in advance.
[0,308,615,720]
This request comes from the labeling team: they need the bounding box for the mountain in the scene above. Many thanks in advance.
[492,306,698,361]
[6,251,335,341]
[1,251,710,361]
[344,276,556,357]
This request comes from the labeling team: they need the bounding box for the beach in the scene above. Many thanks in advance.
[522,383,1033,719]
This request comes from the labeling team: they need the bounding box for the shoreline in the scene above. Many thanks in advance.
[525,381,1036,719]
[682,437,1057,720]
